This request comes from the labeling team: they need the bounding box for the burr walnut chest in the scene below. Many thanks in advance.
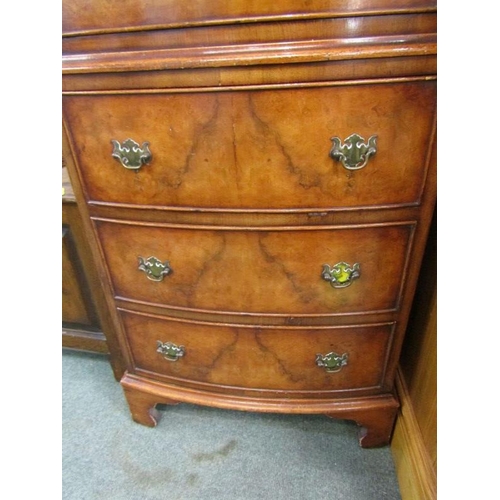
[62,0,437,447]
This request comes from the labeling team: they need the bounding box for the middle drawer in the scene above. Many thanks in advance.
[95,219,414,317]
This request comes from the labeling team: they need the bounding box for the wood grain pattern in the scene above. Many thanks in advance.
[63,14,437,56]
[63,36,436,74]
[120,308,395,393]
[63,62,437,93]
[95,219,414,316]
[391,369,437,499]
[392,213,436,494]
[121,372,400,447]
[62,0,437,449]
[407,294,437,468]
[399,213,436,459]
[63,0,436,36]
[63,81,436,210]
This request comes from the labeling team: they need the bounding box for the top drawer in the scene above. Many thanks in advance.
[63,81,436,211]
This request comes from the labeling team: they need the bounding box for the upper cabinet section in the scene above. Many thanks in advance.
[62,0,436,87]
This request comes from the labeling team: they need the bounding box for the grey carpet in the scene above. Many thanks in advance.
[62,350,402,500]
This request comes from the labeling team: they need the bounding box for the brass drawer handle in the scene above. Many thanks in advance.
[330,133,377,171]
[138,256,172,282]
[316,351,348,373]
[157,341,185,362]
[321,262,360,289]
[111,138,152,170]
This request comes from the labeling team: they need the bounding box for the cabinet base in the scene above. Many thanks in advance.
[121,373,399,448]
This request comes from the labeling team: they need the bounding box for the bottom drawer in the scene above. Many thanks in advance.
[120,309,395,394]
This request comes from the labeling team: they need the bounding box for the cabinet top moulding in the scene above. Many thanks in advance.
[62,0,437,37]
[62,35,436,75]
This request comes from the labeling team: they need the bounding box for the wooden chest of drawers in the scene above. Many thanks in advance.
[62,0,436,447]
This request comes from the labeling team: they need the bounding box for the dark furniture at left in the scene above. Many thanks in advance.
[62,166,125,380]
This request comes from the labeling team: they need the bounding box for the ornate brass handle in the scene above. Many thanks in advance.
[330,133,377,171]
[157,341,185,362]
[111,138,152,170]
[321,262,360,288]
[138,256,172,282]
[316,351,348,373]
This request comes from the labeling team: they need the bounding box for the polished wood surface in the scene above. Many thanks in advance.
[63,0,436,35]
[62,0,437,447]
[121,371,400,447]
[95,219,413,316]
[392,214,436,497]
[63,14,436,56]
[63,65,436,94]
[62,326,110,354]
[63,37,435,75]
[400,215,437,467]
[63,172,106,352]
[62,225,96,326]
[392,369,436,499]
[62,168,126,379]
[63,82,435,210]
[63,171,98,328]
[121,308,395,393]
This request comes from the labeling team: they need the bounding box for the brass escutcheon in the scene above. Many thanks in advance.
[138,256,172,282]
[321,262,360,289]
[315,351,348,373]
[156,341,185,362]
[111,138,152,170]
[330,133,377,171]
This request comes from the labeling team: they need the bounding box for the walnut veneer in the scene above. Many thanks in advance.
[62,0,436,447]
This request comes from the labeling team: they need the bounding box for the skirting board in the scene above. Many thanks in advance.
[62,326,109,354]
[391,368,436,500]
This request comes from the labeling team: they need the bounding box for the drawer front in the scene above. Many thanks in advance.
[96,219,413,316]
[121,309,394,392]
[64,81,435,210]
